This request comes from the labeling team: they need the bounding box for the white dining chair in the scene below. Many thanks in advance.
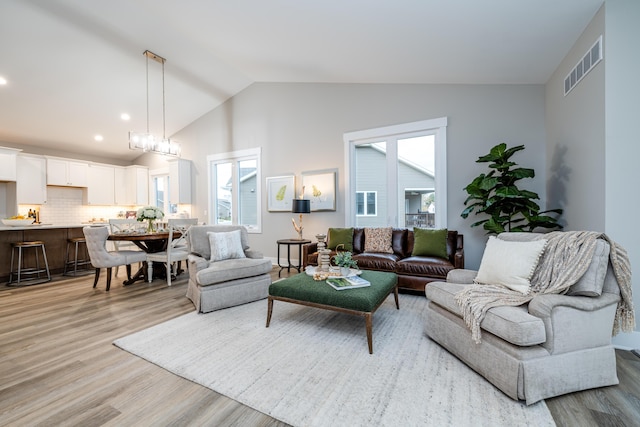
[83,226,148,291]
[108,218,143,276]
[146,218,198,286]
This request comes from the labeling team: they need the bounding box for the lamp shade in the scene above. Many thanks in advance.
[292,199,311,214]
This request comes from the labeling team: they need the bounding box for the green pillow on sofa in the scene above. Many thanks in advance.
[328,227,354,252]
[412,228,448,258]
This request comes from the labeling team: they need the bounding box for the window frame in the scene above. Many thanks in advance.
[356,191,378,216]
[343,117,447,228]
[207,147,262,233]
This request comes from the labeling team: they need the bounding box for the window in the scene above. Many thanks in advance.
[356,191,377,216]
[344,118,447,228]
[207,148,261,232]
[149,171,176,215]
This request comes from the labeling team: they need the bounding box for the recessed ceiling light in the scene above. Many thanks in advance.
[94,135,104,142]
[121,113,130,121]
[0,77,7,85]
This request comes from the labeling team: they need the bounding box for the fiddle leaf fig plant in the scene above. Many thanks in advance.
[461,143,563,234]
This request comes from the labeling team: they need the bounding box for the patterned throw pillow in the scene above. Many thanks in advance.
[208,230,246,262]
[364,227,393,253]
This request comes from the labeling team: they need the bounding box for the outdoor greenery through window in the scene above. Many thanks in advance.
[208,148,261,232]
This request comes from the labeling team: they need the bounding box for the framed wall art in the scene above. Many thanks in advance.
[302,171,336,211]
[266,175,296,212]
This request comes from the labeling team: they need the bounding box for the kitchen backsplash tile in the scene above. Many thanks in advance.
[19,187,131,225]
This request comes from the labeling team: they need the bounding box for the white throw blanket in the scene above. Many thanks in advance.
[455,231,635,344]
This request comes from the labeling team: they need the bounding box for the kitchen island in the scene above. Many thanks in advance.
[0,224,105,284]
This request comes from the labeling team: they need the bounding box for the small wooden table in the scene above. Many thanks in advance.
[108,231,181,285]
[267,270,399,354]
[276,238,311,277]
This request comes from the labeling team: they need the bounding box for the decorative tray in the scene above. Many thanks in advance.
[305,265,362,279]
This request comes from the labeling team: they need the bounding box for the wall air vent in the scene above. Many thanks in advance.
[564,35,603,96]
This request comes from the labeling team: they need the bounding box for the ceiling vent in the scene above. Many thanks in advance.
[564,36,603,96]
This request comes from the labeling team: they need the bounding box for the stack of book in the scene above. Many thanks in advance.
[326,275,371,290]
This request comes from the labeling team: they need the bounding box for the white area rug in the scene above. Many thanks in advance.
[114,294,554,427]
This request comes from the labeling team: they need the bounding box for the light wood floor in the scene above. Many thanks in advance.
[1,270,638,426]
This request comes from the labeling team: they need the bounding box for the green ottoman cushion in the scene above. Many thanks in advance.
[269,270,397,312]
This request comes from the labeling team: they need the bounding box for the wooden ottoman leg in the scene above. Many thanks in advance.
[393,285,399,309]
[365,313,373,354]
[266,297,274,327]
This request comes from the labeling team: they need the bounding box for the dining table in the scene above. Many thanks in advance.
[108,230,182,285]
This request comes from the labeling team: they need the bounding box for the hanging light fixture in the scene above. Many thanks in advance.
[129,50,181,156]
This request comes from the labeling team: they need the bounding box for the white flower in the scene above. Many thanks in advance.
[136,206,164,221]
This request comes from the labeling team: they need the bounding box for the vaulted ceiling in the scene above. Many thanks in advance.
[0,0,603,162]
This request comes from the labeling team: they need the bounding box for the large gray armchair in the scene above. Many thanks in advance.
[185,225,272,313]
[425,232,632,405]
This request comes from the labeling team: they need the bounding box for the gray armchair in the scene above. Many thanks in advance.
[425,232,623,405]
[185,225,272,313]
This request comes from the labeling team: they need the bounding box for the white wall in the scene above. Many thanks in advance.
[546,1,640,345]
[173,83,546,268]
[545,6,605,231]
[605,0,640,344]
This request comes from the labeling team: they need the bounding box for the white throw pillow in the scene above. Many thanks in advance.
[208,230,246,262]
[474,236,548,294]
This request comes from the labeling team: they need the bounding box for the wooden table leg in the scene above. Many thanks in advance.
[266,297,273,327]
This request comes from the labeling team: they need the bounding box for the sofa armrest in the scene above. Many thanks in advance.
[245,249,264,259]
[528,293,620,354]
[187,254,209,283]
[453,234,464,268]
[302,242,318,268]
[188,254,209,271]
[446,269,477,284]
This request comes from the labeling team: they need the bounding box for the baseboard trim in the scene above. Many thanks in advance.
[612,331,640,351]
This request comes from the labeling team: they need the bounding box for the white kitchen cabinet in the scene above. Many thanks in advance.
[85,163,115,205]
[0,147,21,181]
[130,166,149,206]
[46,157,89,187]
[114,166,127,205]
[17,154,47,205]
[168,159,191,204]
[114,165,148,206]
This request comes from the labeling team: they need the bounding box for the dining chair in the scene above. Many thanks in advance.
[83,226,148,291]
[108,218,142,276]
[146,218,198,286]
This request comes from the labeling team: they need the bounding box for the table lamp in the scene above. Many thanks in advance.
[291,199,311,240]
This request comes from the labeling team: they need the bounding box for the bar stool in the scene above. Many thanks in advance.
[63,237,93,276]
[8,241,52,286]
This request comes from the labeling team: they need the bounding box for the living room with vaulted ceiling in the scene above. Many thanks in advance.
[131,2,640,352]
[2,1,640,424]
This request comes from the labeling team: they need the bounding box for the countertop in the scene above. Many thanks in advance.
[0,223,109,231]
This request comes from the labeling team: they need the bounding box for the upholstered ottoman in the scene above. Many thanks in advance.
[267,270,398,353]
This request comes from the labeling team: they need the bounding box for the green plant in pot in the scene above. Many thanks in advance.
[461,143,563,234]
[332,244,358,276]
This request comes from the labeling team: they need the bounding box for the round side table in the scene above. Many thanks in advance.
[276,239,311,277]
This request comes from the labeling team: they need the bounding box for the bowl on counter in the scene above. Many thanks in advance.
[2,219,36,226]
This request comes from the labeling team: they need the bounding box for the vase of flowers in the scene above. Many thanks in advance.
[136,206,164,233]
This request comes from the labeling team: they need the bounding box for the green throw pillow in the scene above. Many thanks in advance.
[328,228,354,252]
[412,228,448,258]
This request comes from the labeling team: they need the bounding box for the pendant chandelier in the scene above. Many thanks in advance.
[129,50,181,157]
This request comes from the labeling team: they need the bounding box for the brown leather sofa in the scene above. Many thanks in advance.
[302,228,464,293]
